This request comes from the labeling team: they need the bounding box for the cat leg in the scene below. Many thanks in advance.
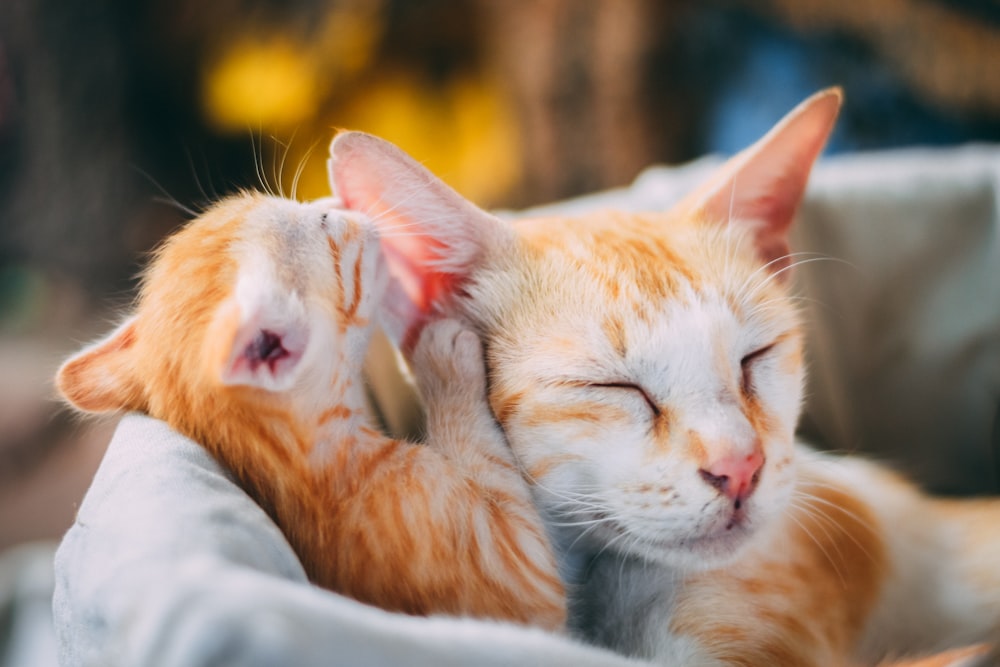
[334,317,566,628]
[409,319,521,474]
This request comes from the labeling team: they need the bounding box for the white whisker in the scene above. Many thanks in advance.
[291,138,320,202]
[784,505,848,588]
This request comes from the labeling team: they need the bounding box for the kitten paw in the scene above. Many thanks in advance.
[410,319,487,399]
[411,319,514,466]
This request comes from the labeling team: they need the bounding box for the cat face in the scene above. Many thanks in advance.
[57,192,383,422]
[467,214,805,568]
[329,89,840,569]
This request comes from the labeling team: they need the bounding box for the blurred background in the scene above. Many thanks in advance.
[0,0,998,554]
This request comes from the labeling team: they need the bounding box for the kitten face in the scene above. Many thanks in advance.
[466,214,804,568]
[57,192,384,421]
[328,88,841,571]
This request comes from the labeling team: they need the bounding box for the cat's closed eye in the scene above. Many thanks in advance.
[740,343,776,394]
[591,382,661,417]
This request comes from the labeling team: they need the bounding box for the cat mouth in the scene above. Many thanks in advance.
[724,504,749,531]
[618,507,758,566]
[660,523,755,564]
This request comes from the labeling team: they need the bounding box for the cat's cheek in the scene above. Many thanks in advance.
[742,447,798,535]
[752,361,805,436]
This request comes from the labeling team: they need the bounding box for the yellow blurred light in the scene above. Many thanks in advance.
[317,72,520,206]
[202,38,320,131]
[318,6,383,79]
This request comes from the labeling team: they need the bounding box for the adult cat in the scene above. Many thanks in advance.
[327,90,999,665]
[56,193,565,629]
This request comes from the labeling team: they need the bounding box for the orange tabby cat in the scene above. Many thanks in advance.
[327,90,999,665]
[56,193,566,629]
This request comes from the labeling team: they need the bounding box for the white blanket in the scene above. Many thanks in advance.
[52,414,647,667]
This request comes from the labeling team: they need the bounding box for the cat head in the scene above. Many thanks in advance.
[57,193,384,425]
[329,89,841,569]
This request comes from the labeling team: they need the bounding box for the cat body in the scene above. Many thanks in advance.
[327,89,1000,665]
[56,193,566,629]
[578,450,1000,665]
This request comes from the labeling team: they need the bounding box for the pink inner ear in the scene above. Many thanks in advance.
[345,198,460,351]
[382,239,464,353]
[331,143,447,323]
[221,317,309,391]
[682,88,842,275]
[232,329,295,376]
[329,132,495,349]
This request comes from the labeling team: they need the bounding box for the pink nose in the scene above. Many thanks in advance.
[699,450,765,507]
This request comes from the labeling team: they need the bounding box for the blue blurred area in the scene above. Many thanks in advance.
[697,9,999,155]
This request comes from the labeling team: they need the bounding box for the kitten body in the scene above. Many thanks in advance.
[56,193,565,629]
[327,90,1000,664]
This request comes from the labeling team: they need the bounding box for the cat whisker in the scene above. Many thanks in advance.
[269,133,286,198]
[590,525,633,563]
[507,456,608,511]
[787,497,851,577]
[131,165,200,218]
[742,255,857,306]
[789,492,880,570]
[736,251,821,302]
[290,137,321,202]
[748,294,829,316]
[795,447,866,463]
[371,213,468,230]
[369,216,464,239]
[249,129,276,198]
[784,506,848,589]
[563,516,616,554]
[546,517,616,528]
[363,183,437,226]
[792,490,880,539]
[275,129,300,199]
[181,144,217,209]
[546,500,612,516]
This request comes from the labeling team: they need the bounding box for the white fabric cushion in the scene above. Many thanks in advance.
[53,414,646,667]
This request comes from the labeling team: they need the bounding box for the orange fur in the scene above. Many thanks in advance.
[668,470,888,665]
[328,89,1000,665]
[56,192,565,630]
[880,645,991,667]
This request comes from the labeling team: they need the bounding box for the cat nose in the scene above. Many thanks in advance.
[698,449,764,507]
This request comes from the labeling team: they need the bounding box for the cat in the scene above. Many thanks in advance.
[55,192,566,630]
[326,89,1000,665]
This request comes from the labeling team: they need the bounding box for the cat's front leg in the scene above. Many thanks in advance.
[407,318,568,629]
[409,319,520,473]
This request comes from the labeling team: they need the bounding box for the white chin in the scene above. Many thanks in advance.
[624,518,764,570]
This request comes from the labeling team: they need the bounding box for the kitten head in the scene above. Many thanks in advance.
[329,89,841,569]
[57,193,383,427]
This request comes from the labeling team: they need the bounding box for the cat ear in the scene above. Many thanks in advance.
[56,317,145,413]
[328,131,512,348]
[205,286,311,393]
[679,87,842,274]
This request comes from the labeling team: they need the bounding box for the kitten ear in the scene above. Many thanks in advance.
[205,290,311,393]
[56,317,145,413]
[328,131,512,348]
[679,87,842,274]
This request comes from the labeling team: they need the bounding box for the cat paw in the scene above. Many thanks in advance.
[410,319,487,399]
[411,319,513,465]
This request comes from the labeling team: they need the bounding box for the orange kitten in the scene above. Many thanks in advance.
[56,193,565,629]
[327,91,1000,665]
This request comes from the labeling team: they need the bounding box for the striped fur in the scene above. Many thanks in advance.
[329,90,1000,665]
[56,193,565,629]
